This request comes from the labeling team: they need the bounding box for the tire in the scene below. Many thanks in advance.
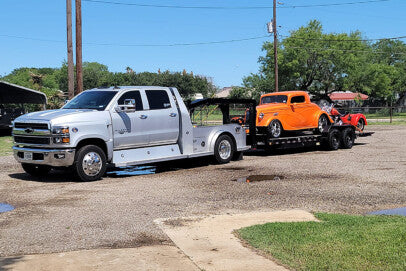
[317,114,330,134]
[214,135,235,164]
[341,128,355,149]
[22,164,51,177]
[326,129,341,150]
[74,145,107,181]
[267,120,283,138]
[357,118,365,131]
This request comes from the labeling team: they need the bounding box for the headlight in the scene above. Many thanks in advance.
[52,126,70,144]
[53,127,69,134]
[258,113,265,121]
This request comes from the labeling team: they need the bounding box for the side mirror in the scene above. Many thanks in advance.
[116,99,136,113]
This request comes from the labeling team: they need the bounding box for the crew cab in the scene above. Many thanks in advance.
[12,87,248,181]
[256,91,333,138]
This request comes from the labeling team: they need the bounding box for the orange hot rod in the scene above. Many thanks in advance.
[256,91,333,138]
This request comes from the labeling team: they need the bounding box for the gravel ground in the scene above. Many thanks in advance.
[0,125,405,257]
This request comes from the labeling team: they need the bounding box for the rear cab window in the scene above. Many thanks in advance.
[290,95,306,104]
[146,90,172,110]
[261,95,288,104]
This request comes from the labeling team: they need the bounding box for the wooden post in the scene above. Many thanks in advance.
[273,0,279,92]
[66,0,75,99]
[75,0,83,94]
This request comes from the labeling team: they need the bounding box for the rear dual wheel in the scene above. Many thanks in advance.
[214,135,235,164]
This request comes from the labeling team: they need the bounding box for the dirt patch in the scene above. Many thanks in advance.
[104,232,169,249]
[163,217,203,227]
[233,175,285,183]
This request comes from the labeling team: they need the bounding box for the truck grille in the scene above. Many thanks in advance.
[14,123,49,130]
[14,136,50,145]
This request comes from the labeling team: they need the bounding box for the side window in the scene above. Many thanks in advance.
[118,91,143,111]
[146,90,171,110]
[291,96,305,104]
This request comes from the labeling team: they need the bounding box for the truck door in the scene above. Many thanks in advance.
[145,89,179,145]
[111,90,149,149]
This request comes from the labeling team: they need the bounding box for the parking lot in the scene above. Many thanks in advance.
[0,125,405,257]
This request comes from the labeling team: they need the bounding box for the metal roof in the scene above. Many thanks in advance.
[329,92,369,101]
[0,81,47,104]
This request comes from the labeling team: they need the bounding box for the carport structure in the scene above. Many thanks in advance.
[0,81,47,129]
[0,81,47,106]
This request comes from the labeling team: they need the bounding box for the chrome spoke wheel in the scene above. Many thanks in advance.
[318,115,328,133]
[271,122,281,137]
[82,152,102,177]
[218,140,232,160]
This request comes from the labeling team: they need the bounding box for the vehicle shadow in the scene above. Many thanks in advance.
[245,146,323,157]
[9,169,83,183]
[0,256,24,271]
[8,157,214,182]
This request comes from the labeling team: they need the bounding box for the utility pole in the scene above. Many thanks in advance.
[273,0,279,92]
[75,0,83,94]
[66,0,74,99]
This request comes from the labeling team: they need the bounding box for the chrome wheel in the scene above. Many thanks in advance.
[318,115,329,133]
[218,140,232,160]
[357,119,365,131]
[270,121,282,138]
[82,152,102,176]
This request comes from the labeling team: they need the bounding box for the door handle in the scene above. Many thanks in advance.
[139,115,148,119]
[169,113,177,117]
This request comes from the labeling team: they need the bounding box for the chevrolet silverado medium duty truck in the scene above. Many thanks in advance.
[12,86,248,181]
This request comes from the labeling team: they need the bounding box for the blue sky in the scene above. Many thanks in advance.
[0,0,405,88]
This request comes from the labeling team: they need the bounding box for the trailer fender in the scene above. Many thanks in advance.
[208,130,237,153]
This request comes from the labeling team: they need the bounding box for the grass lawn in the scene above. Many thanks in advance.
[237,213,406,271]
[0,136,13,156]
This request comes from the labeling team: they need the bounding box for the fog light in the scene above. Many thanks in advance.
[54,137,62,143]
[54,154,65,159]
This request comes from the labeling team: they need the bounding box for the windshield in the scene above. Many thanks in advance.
[63,91,117,110]
[261,95,288,104]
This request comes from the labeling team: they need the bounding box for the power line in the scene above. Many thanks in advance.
[284,46,406,55]
[279,34,406,42]
[0,34,270,47]
[82,0,390,9]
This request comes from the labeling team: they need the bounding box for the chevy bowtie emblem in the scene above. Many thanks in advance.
[25,128,34,134]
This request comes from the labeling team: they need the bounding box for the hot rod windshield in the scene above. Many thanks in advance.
[261,95,288,104]
[63,91,117,110]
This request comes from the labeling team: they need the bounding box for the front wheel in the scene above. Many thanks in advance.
[74,145,107,181]
[214,135,235,164]
[22,164,51,177]
[267,120,283,138]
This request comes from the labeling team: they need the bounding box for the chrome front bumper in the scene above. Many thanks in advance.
[13,146,76,167]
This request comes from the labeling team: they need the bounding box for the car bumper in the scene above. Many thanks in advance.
[13,146,76,167]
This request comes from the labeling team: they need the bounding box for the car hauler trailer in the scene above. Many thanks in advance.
[187,98,373,151]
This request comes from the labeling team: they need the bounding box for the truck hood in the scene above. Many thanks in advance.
[14,109,111,126]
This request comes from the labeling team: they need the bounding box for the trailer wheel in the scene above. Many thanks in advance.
[214,135,234,164]
[326,129,341,150]
[341,127,355,149]
[267,120,283,138]
[74,145,107,181]
[22,164,51,177]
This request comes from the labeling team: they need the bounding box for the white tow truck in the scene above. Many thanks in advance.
[12,87,248,181]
